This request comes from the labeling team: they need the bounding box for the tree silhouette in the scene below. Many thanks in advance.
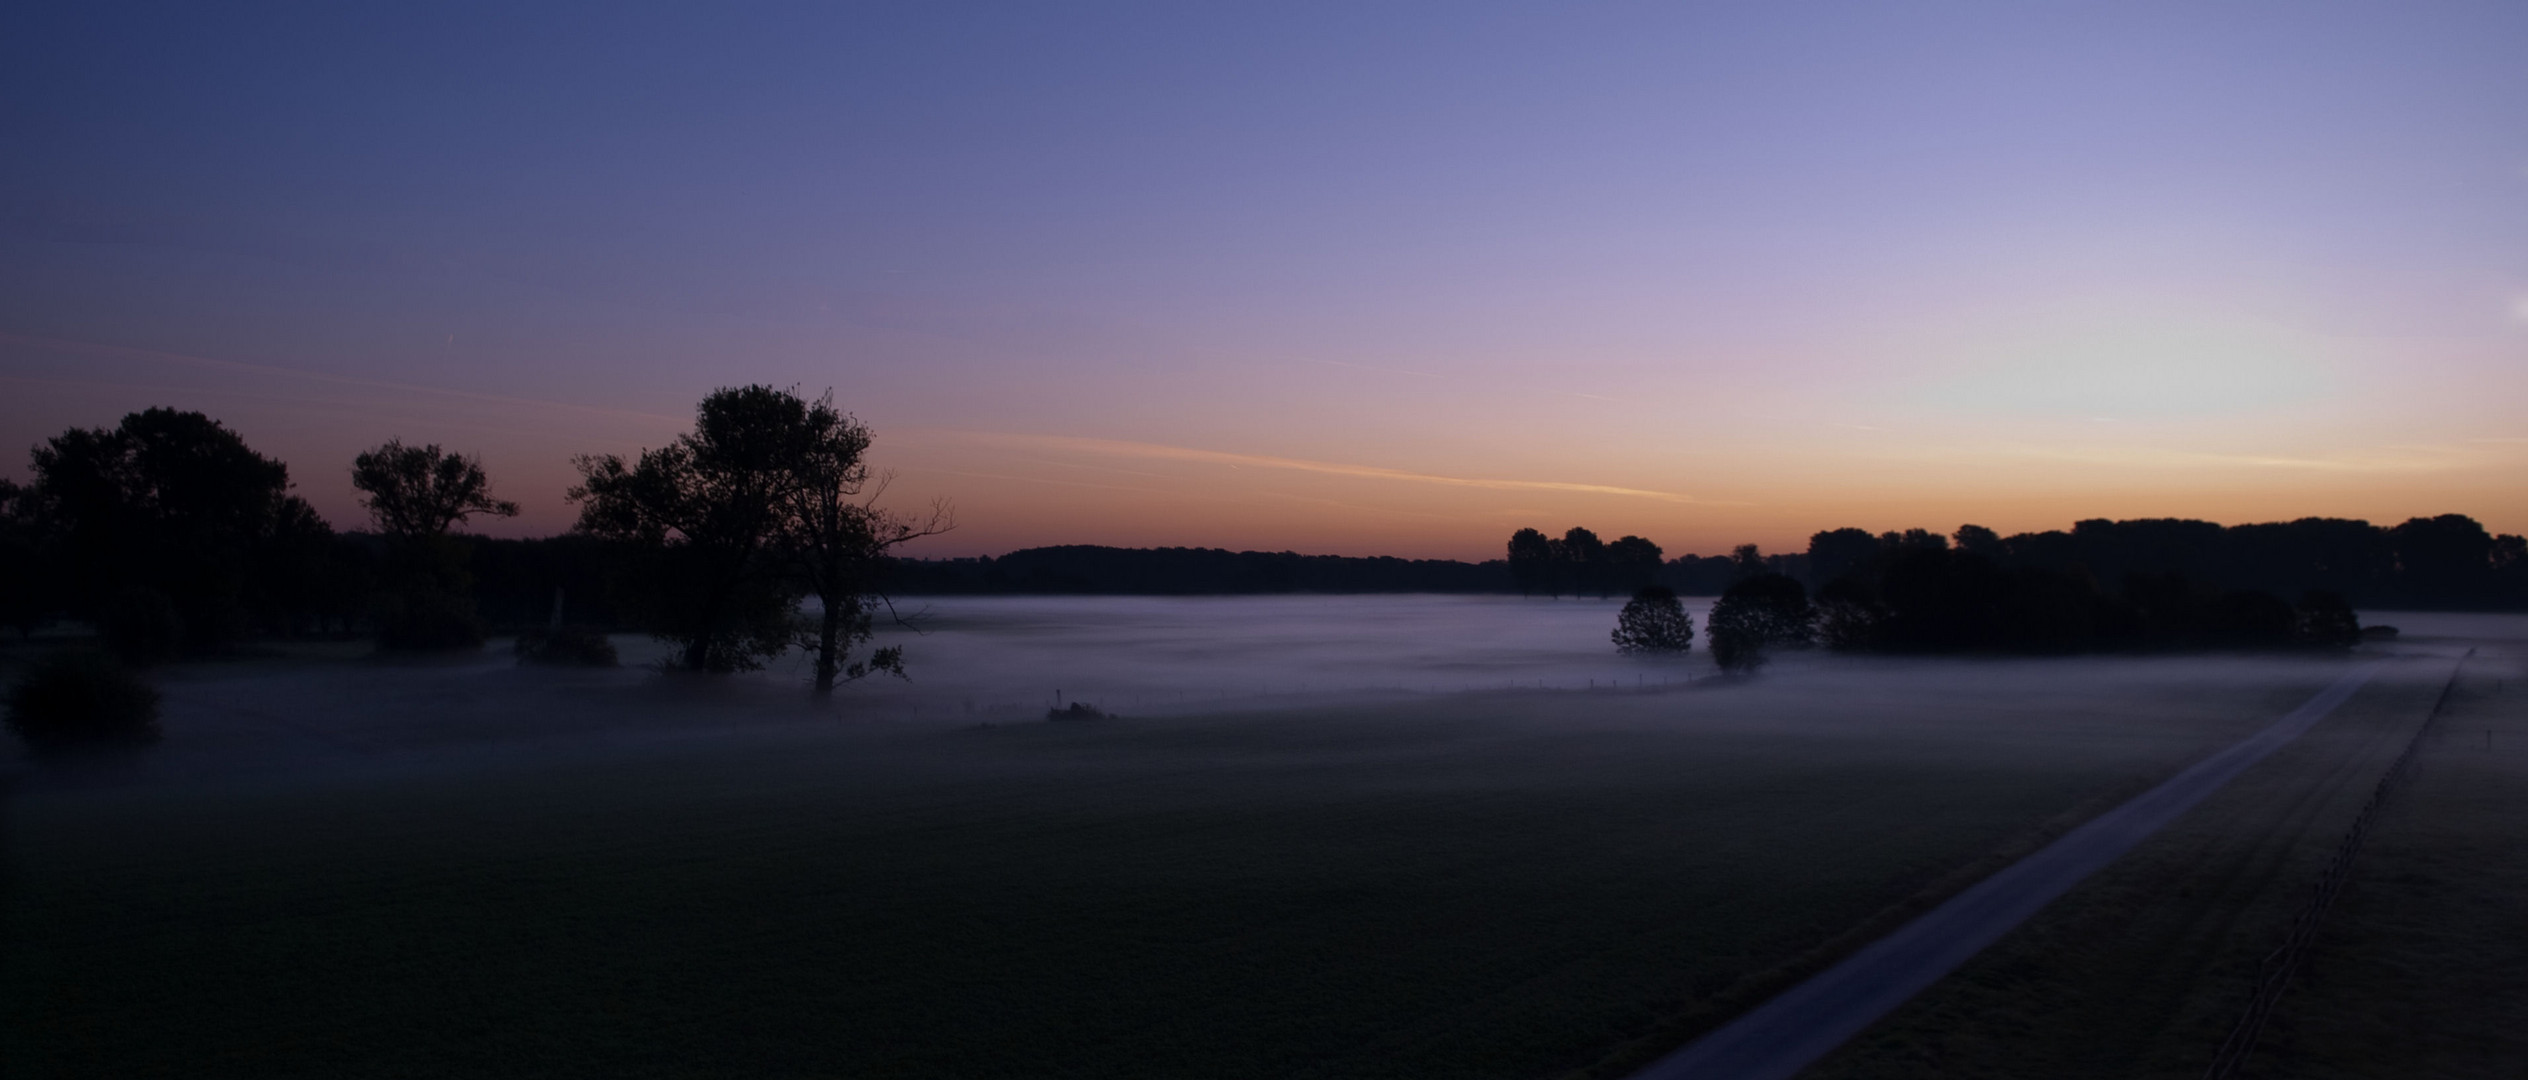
[1611,586,1693,654]
[1806,527,1880,586]
[1812,576,1885,650]
[778,392,953,693]
[1706,572,1813,672]
[0,479,55,639]
[352,441,520,537]
[2294,590,2361,647]
[1607,535,1664,595]
[1507,528,1554,596]
[571,386,811,672]
[1562,527,1609,596]
[2388,514,2495,606]
[1729,543,1767,580]
[31,409,322,654]
[1952,523,2004,557]
[352,441,520,650]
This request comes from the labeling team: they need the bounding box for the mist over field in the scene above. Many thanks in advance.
[56,595,2483,777]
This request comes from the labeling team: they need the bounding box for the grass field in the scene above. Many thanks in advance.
[1799,623,2515,1080]
[0,608,2399,1079]
[2249,642,2528,1079]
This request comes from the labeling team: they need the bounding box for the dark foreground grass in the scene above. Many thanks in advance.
[0,657,2345,1079]
[2249,654,2528,1079]
[1801,657,2453,1080]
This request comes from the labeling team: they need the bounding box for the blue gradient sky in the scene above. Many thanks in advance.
[5,2,2525,558]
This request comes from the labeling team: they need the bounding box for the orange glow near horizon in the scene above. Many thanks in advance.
[6,330,2523,563]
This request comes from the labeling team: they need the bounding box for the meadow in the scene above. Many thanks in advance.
[0,598,2433,1079]
[1799,615,2512,1079]
[2252,619,2528,1080]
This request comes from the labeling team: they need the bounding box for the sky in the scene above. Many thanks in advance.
[3,2,2525,560]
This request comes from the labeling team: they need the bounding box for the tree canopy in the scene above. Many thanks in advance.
[352,440,519,650]
[571,386,813,671]
[1611,586,1693,654]
[30,408,327,653]
[778,391,951,691]
[570,385,943,681]
[352,441,520,537]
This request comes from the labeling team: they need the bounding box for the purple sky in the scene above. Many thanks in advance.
[5,2,2525,558]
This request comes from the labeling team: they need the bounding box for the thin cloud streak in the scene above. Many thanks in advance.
[951,432,1720,504]
[924,468,1173,497]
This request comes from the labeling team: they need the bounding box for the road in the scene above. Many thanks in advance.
[1630,663,2383,1080]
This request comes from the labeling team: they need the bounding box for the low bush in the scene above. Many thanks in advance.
[6,652,162,755]
[515,625,619,667]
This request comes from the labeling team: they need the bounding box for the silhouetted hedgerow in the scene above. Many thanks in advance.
[1808,545,2373,655]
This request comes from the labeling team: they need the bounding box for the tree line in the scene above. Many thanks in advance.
[891,546,1511,594]
[0,386,944,693]
[1504,515,2528,612]
[1587,519,2445,668]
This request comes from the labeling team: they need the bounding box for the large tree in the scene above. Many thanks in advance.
[352,441,521,649]
[31,408,325,653]
[778,393,951,693]
[2388,514,2495,607]
[1706,572,1814,673]
[571,386,811,672]
[1559,527,1608,596]
[352,441,520,537]
[1506,528,1554,596]
[1806,527,1881,587]
[1606,535,1664,595]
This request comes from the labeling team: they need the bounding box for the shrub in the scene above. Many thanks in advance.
[6,652,162,755]
[515,625,620,667]
[1611,587,1694,654]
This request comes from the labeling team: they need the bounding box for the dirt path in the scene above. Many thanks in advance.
[1629,664,2383,1080]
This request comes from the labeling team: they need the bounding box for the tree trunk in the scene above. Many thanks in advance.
[813,591,843,694]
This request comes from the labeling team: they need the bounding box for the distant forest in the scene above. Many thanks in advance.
[888,516,2528,612]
